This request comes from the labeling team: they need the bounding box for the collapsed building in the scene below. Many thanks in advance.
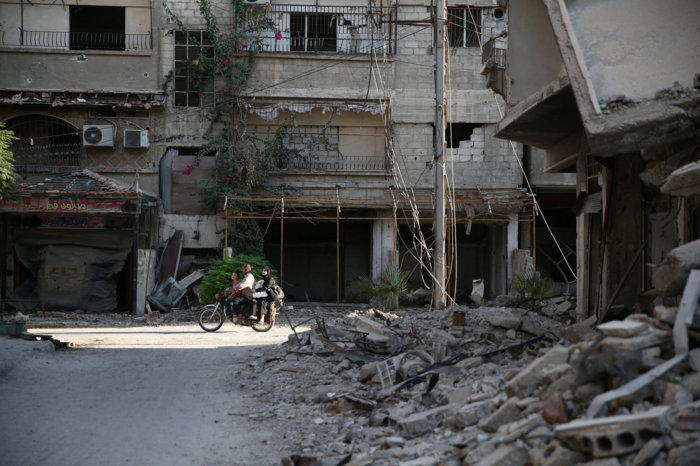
[490,0,700,319]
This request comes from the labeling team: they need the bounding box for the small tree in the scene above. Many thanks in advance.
[513,271,552,312]
[357,265,430,312]
[0,122,19,200]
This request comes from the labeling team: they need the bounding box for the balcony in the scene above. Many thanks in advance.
[482,37,506,96]
[249,4,397,54]
[278,155,390,173]
[16,30,152,51]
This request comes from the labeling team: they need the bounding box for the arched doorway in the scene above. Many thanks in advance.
[5,115,81,172]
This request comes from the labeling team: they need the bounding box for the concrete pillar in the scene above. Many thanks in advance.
[135,249,157,315]
[371,213,396,281]
[507,219,519,291]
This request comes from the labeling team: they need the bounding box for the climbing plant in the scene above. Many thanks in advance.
[0,122,19,201]
[163,0,297,255]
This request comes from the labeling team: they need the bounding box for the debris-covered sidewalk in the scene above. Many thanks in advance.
[243,279,699,465]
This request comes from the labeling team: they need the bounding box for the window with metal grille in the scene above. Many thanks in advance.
[6,115,82,172]
[290,13,337,52]
[448,7,482,48]
[69,6,126,50]
[174,31,214,107]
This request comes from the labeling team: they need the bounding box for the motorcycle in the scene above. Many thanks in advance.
[198,288,283,333]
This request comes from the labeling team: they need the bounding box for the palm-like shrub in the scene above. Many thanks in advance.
[513,271,552,312]
[357,265,430,311]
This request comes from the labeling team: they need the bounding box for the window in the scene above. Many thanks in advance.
[6,115,82,172]
[174,31,214,107]
[290,13,337,52]
[448,7,482,48]
[69,6,125,50]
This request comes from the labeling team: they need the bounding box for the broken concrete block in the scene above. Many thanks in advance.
[597,320,649,337]
[667,400,700,432]
[505,346,570,398]
[554,406,669,458]
[688,348,700,372]
[540,363,571,384]
[396,403,456,436]
[499,413,546,439]
[668,439,700,466]
[542,393,569,425]
[663,382,693,407]
[630,437,663,466]
[473,439,529,466]
[561,316,599,343]
[577,460,621,466]
[556,300,574,315]
[652,238,700,297]
[485,308,523,329]
[445,400,492,429]
[478,397,521,433]
[681,371,700,398]
[447,386,475,405]
[653,305,677,325]
[530,440,585,466]
[598,327,670,352]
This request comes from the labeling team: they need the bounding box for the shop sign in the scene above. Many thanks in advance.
[0,197,129,213]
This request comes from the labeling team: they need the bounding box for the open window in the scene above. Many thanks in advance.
[290,13,337,52]
[69,6,125,50]
[447,7,482,48]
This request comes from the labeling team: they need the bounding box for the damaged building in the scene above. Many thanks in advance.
[1,0,579,312]
[491,0,700,319]
[154,0,574,305]
[0,0,161,312]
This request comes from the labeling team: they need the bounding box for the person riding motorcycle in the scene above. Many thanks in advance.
[229,263,255,324]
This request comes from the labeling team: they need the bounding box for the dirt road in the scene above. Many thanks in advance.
[0,322,304,466]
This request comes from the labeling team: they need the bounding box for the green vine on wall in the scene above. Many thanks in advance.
[163,0,298,255]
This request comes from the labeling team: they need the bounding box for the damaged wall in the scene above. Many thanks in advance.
[565,0,700,100]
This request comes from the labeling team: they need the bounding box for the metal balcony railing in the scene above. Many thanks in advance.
[19,30,152,51]
[12,144,82,172]
[250,4,396,54]
[482,37,506,68]
[279,155,389,172]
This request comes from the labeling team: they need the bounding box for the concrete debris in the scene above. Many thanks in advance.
[223,272,700,466]
[19,280,699,466]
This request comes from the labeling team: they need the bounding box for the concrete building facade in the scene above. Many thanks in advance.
[154,0,532,304]
[0,0,568,311]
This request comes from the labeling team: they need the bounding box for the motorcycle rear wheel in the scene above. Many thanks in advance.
[199,304,224,332]
[252,303,277,332]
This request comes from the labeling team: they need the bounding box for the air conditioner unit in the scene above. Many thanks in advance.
[124,129,150,148]
[243,0,270,5]
[83,125,115,147]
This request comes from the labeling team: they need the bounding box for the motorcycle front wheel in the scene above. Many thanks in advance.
[199,304,224,332]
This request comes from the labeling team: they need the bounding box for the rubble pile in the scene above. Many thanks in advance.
[241,297,699,466]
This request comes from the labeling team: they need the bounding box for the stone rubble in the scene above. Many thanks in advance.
[236,300,700,466]
[15,298,699,466]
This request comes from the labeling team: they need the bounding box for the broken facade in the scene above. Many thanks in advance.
[0,0,576,312]
[493,0,700,319]
[0,0,162,312]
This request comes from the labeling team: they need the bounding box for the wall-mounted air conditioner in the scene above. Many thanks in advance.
[124,129,150,148]
[83,125,115,147]
[244,0,270,5]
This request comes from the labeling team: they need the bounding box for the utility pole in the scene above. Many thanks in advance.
[433,0,447,308]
